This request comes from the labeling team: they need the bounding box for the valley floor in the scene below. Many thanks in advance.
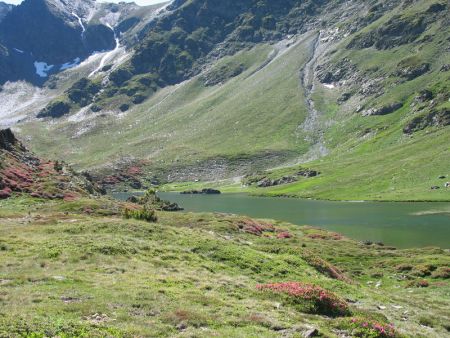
[0,196,449,337]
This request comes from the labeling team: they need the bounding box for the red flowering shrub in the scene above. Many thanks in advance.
[277,232,293,239]
[126,166,142,176]
[307,232,343,240]
[63,192,81,201]
[417,280,429,288]
[337,317,400,338]
[103,175,122,185]
[0,188,11,199]
[256,282,350,317]
[237,219,276,236]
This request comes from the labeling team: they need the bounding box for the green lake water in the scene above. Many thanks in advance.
[114,192,450,249]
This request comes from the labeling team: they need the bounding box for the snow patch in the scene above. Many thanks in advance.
[100,12,121,28]
[68,105,91,123]
[323,83,336,89]
[60,57,81,71]
[34,62,54,77]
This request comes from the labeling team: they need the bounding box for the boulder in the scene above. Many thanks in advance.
[298,170,319,178]
[396,63,430,81]
[303,328,319,337]
[440,64,450,72]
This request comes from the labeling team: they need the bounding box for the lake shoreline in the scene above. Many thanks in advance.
[112,191,450,249]
[114,189,450,203]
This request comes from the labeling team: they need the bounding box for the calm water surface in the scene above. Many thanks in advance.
[114,192,450,249]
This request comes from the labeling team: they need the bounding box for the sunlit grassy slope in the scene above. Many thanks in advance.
[19,34,315,169]
[17,0,450,200]
[0,196,449,337]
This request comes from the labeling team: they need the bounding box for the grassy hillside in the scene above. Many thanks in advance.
[0,196,449,337]
[19,36,313,169]
[14,0,450,201]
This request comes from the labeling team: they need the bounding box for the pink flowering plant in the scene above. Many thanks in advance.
[256,282,350,317]
[337,317,401,338]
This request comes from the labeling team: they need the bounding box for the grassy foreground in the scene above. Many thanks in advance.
[0,196,449,337]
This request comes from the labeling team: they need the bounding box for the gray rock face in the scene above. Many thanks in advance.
[403,108,450,134]
[0,0,116,84]
[0,128,19,151]
[362,103,403,117]
[395,63,430,81]
[0,2,13,23]
[414,90,433,103]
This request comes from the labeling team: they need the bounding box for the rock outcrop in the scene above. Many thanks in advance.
[362,103,403,117]
[403,108,450,134]
[181,188,221,195]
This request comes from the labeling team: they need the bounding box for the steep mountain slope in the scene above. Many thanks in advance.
[0,0,166,84]
[0,128,102,200]
[4,0,450,200]
[0,1,12,22]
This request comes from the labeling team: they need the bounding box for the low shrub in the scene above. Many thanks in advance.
[395,264,413,272]
[336,317,401,338]
[431,267,450,279]
[301,251,352,283]
[123,206,157,223]
[236,219,276,236]
[277,232,292,239]
[256,282,350,317]
[412,264,436,277]
[406,279,429,288]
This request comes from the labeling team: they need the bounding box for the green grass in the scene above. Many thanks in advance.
[0,196,449,337]
[15,0,450,202]
[19,40,310,169]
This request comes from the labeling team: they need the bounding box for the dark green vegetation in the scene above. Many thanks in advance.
[0,195,449,337]
[38,78,103,118]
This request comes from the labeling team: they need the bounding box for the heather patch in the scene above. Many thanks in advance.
[335,317,402,338]
[256,282,350,317]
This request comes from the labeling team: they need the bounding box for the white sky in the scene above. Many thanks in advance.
[3,0,166,6]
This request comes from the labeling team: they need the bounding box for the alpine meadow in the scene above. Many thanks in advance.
[0,0,449,337]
